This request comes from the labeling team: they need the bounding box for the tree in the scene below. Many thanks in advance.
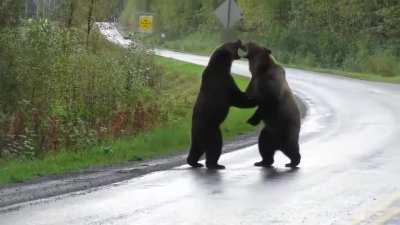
[0,0,25,26]
[86,0,96,48]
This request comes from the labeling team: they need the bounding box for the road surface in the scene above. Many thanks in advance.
[1,24,400,225]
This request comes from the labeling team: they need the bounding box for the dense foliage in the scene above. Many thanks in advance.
[0,1,163,159]
[122,0,400,77]
[0,20,164,159]
[237,0,400,76]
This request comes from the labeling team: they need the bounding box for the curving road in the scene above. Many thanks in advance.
[1,27,400,225]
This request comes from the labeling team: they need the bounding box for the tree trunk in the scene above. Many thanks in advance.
[86,0,96,48]
[67,0,75,28]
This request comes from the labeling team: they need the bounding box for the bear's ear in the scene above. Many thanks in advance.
[234,39,242,45]
[264,47,272,55]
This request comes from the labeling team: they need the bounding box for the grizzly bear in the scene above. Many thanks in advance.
[244,42,301,168]
[187,40,256,169]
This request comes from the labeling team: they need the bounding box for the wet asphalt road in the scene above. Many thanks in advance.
[1,49,400,224]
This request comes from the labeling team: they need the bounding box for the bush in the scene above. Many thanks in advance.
[364,50,399,77]
[0,19,163,158]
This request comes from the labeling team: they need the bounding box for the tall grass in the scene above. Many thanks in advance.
[161,31,220,55]
[0,19,163,159]
[0,56,257,184]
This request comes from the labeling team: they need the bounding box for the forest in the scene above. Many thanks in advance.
[121,0,400,76]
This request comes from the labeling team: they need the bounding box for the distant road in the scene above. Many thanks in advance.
[1,23,400,225]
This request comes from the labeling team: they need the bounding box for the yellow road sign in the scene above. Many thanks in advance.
[138,15,154,33]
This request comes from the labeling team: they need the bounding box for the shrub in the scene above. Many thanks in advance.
[0,19,162,158]
[364,50,399,77]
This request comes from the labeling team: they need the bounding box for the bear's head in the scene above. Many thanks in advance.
[220,39,244,60]
[214,40,244,62]
[208,40,245,68]
[242,42,272,60]
[242,41,275,77]
[242,42,274,99]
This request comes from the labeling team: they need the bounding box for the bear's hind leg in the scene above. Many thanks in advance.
[255,128,277,167]
[205,128,225,170]
[187,135,205,168]
[281,141,301,168]
[187,147,204,168]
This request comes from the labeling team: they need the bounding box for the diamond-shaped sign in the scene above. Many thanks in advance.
[138,15,154,33]
[214,0,242,29]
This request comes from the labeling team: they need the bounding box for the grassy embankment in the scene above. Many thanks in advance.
[160,33,400,84]
[0,55,256,185]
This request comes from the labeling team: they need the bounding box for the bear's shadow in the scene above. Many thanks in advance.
[187,168,222,182]
[260,166,300,181]
[172,164,300,185]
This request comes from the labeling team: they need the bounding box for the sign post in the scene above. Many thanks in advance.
[214,0,242,42]
[138,14,154,33]
[136,0,154,34]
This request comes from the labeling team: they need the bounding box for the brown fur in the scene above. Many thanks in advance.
[187,40,257,169]
[244,42,301,168]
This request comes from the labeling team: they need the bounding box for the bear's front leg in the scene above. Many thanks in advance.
[247,107,263,126]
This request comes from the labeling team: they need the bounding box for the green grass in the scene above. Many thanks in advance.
[0,57,256,185]
[158,34,400,84]
[156,56,257,139]
[285,63,400,84]
[161,31,219,55]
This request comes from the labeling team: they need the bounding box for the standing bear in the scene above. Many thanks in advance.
[244,42,301,168]
[187,40,256,169]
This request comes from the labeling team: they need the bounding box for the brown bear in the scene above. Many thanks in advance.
[243,42,301,168]
[187,40,256,169]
